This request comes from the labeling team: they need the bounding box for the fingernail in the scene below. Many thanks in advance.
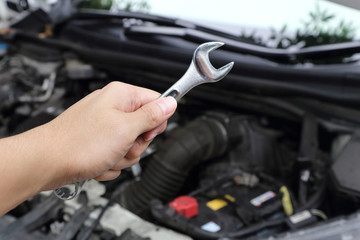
[157,97,177,116]
[144,132,157,142]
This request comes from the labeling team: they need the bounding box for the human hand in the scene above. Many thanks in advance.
[40,81,177,190]
[0,81,177,215]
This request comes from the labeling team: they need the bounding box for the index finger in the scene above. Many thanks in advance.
[102,81,160,112]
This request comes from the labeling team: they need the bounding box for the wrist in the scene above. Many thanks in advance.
[30,122,70,191]
[1,124,66,195]
[0,127,51,214]
[11,125,64,191]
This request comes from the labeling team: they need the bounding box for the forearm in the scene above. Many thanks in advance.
[0,125,62,216]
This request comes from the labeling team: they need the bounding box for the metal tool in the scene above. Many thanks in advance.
[54,180,86,200]
[54,41,234,200]
[160,41,234,100]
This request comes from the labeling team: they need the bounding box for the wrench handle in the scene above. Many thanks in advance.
[160,89,180,100]
[159,62,203,101]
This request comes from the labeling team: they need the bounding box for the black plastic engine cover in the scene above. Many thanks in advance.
[331,131,360,197]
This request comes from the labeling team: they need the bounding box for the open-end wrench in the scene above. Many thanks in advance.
[160,41,234,100]
[54,41,234,200]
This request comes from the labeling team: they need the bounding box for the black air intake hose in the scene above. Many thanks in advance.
[117,114,243,215]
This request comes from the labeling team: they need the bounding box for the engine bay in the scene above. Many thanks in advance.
[0,47,360,240]
[0,6,360,238]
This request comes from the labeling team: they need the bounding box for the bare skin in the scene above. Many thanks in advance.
[0,82,177,216]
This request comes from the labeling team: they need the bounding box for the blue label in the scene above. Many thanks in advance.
[0,43,8,50]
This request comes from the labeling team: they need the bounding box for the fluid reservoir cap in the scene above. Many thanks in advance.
[169,196,198,218]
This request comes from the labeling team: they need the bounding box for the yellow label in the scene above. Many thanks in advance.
[224,194,235,202]
[280,186,294,216]
[206,199,228,211]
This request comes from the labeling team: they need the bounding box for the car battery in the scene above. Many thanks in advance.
[168,181,283,234]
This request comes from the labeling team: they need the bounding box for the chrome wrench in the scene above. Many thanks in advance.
[54,41,234,200]
[160,41,234,100]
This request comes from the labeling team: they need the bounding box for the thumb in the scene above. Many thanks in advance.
[128,96,177,136]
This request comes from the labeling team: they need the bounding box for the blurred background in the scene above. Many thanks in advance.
[2,0,359,49]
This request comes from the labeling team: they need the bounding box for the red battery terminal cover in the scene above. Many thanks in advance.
[169,196,199,218]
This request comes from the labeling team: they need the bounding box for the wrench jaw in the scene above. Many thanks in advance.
[160,41,234,102]
[54,180,86,200]
[194,42,234,82]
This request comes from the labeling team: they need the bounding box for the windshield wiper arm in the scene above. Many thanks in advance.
[126,25,360,63]
[75,9,360,63]
[74,9,247,41]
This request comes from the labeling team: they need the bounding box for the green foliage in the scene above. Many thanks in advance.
[79,0,150,12]
[79,0,113,10]
[239,30,264,46]
[271,3,356,49]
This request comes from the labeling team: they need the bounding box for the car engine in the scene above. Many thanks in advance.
[1,7,360,240]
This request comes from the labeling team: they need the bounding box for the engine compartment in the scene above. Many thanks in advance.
[1,6,360,236]
[0,44,360,240]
